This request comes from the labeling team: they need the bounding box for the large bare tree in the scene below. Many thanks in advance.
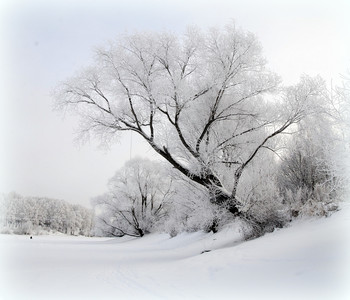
[54,24,324,218]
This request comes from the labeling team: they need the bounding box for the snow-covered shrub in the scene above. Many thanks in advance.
[237,158,289,238]
[160,171,235,237]
[284,187,305,218]
[162,194,231,237]
[278,110,345,219]
[297,184,339,217]
[14,220,33,235]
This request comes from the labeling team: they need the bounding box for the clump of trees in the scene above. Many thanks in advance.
[0,193,94,236]
[55,23,349,238]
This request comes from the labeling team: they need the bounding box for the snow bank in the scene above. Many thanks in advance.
[1,204,349,300]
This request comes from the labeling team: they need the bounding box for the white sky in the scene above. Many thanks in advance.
[0,0,349,207]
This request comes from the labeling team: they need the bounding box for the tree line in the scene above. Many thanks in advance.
[0,193,94,236]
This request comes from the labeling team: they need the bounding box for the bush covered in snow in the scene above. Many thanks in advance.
[160,175,234,237]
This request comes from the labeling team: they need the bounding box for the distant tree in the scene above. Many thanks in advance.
[92,158,172,237]
[54,23,326,224]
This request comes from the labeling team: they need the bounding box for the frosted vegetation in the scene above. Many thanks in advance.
[2,23,349,239]
[0,193,93,236]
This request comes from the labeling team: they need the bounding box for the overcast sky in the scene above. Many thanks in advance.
[0,0,349,207]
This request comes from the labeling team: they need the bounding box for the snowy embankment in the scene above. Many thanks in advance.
[1,204,349,300]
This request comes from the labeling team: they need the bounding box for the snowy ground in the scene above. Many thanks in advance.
[1,204,349,300]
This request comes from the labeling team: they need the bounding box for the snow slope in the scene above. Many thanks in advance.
[1,204,349,300]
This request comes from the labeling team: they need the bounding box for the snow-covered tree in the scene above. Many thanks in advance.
[54,24,324,223]
[92,158,173,237]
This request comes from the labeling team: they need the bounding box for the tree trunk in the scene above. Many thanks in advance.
[208,188,241,216]
[136,228,144,237]
[148,137,243,217]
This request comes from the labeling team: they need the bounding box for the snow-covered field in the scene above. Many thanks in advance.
[1,204,349,300]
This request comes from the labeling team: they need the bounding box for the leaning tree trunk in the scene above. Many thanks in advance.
[208,187,241,216]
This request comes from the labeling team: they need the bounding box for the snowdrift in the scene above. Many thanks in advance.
[1,204,349,300]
